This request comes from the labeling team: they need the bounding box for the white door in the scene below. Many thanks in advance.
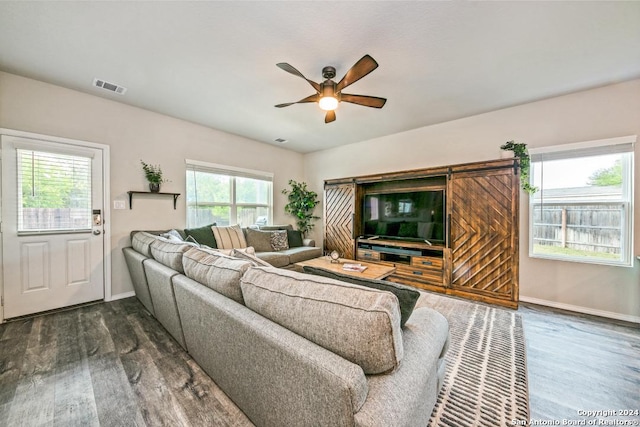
[1,135,105,318]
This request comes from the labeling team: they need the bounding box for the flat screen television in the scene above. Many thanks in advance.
[362,190,445,244]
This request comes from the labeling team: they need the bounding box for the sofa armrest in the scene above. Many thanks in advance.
[355,307,449,427]
[303,238,315,247]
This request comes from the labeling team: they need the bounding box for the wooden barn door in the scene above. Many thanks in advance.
[448,164,519,307]
[324,182,357,260]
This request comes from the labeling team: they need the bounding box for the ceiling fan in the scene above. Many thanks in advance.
[275,54,387,123]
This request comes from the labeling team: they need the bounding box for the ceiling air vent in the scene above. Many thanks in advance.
[274,138,288,144]
[93,78,127,95]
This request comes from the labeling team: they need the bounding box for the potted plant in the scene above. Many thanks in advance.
[282,179,320,237]
[500,141,537,194]
[140,160,168,192]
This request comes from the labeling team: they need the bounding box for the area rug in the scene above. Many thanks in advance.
[418,292,530,427]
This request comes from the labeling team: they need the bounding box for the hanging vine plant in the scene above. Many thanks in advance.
[282,179,320,237]
[500,140,538,194]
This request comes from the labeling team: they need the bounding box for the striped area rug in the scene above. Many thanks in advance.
[418,292,530,427]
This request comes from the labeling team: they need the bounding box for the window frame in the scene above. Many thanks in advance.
[528,136,635,267]
[185,159,273,228]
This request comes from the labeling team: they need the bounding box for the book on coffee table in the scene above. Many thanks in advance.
[342,263,367,273]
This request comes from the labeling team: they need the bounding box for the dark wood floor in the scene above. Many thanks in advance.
[1,297,638,426]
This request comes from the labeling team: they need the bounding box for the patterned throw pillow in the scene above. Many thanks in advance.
[211,224,247,250]
[270,230,289,251]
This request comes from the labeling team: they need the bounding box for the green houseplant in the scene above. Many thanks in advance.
[140,160,168,192]
[282,179,320,237]
[500,141,538,194]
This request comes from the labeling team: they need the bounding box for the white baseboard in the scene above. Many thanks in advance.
[109,291,136,302]
[520,296,640,324]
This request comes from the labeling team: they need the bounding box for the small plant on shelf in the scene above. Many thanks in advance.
[140,160,168,192]
[500,141,538,194]
[282,179,320,237]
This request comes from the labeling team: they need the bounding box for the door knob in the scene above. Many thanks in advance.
[93,229,102,235]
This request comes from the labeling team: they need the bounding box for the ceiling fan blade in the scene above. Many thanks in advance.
[340,93,387,109]
[275,94,319,108]
[276,63,321,92]
[335,55,379,92]
[325,110,336,123]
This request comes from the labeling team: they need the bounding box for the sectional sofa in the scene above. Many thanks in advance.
[123,231,450,426]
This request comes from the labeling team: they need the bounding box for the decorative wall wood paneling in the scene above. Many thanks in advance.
[323,182,358,259]
[449,164,519,308]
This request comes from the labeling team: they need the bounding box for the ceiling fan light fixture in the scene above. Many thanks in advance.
[319,95,338,111]
[275,55,385,122]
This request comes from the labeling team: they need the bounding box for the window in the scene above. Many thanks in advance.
[529,136,635,266]
[17,149,92,232]
[186,160,273,228]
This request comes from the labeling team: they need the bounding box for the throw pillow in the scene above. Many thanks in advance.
[211,224,247,250]
[286,229,304,248]
[245,228,276,252]
[302,266,420,327]
[160,229,184,242]
[241,267,403,374]
[231,248,272,267]
[185,235,200,246]
[270,230,289,251]
[184,223,217,248]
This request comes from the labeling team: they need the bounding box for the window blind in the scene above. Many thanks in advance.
[17,149,92,232]
[185,160,273,181]
[530,136,635,162]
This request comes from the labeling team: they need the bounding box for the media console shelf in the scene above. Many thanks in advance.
[127,191,180,209]
[357,238,449,290]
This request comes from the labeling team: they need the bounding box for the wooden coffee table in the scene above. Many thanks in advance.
[295,256,396,280]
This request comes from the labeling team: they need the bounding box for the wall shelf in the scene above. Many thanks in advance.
[127,191,180,209]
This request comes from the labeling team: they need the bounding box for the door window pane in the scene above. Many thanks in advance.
[17,149,92,232]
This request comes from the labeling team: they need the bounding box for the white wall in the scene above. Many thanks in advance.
[0,72,305,297]
[304,79,640,321]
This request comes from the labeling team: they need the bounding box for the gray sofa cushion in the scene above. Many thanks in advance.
[302,266,420,327]
[354,307,449,427]
[281,246,323,264]
[244,228,274,252]
[255,252,290,268]
[182,247,251,304]
[131,231,159,257]
[241,267,404,374]
[149,238,195,273]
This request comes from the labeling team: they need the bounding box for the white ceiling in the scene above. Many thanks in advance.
[1,2,639,153]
